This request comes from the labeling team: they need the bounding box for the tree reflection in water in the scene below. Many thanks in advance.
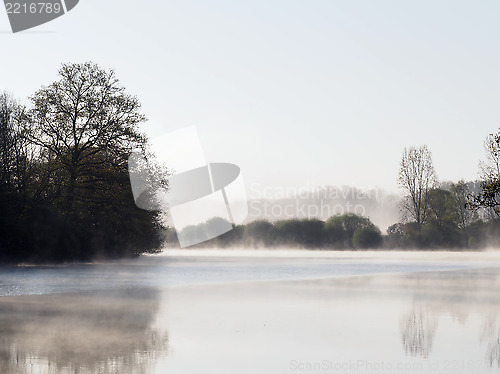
[399,270,500,366]
[400,301,437,358]
[480,315,500,368]
[0,288,168,374]
[485,337,500,368]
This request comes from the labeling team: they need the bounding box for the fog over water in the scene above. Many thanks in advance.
[0,250,498,296]
[2,250,500,373]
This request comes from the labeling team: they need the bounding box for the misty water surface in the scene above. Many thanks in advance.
[1,250,500,373]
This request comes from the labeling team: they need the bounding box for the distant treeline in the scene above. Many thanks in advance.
[174,139,500,250]
[168,188,500,250]
[386,182,500,249]
[0,63,165,264]
[168,141,500,251]
[166,214,383,249]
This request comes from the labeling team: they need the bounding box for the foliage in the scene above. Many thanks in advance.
[176,214,381,250]
[325,213,375,248]
[352,227,383,249]
[0,63,165,263]
[243,220,276,247]
[469,133,500,217]
[273,219,326,247]
[450,180,476,229]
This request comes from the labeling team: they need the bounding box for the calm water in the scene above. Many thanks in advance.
[1,250,500,373]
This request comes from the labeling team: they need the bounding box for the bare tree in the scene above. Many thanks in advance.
[398,145,437,240]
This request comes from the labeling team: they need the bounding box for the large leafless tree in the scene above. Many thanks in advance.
[398,145,437,238]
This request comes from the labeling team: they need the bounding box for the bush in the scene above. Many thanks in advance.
[325,213,377,248]
[353,227,383,249]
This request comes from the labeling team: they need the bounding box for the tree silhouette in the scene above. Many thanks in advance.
[398,145,437,245]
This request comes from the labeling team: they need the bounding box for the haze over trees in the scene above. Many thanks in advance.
[173,213,384,249]
[246,186,400,233]
[0,63,165,263]
[175,135,500,251]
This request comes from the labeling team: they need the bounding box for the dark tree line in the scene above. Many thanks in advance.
[0,62,165,263]
[169,193,500,250]
[168,213,384,249]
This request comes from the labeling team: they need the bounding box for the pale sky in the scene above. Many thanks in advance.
[1,0,499,197]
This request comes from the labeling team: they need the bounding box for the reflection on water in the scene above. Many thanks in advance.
[151,267,500,373]
[1,253,500,373]
[396,269,500,368]
[400,301,437,358]
[0,288,168,374]
[481,315,500,368]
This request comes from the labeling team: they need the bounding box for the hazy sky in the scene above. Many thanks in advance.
[1,0,499,197]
